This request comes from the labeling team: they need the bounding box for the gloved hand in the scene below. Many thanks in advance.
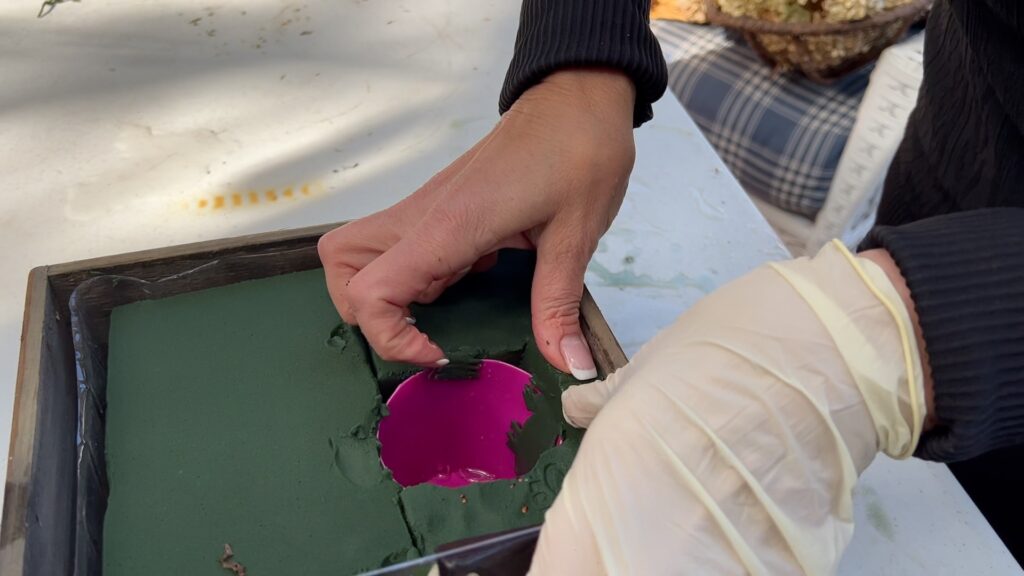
[530,241,928,575]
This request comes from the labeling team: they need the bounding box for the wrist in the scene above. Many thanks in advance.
[858,249,936,430]
[525,68,636,129]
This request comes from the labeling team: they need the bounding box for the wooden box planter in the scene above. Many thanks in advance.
[1,223,626,576]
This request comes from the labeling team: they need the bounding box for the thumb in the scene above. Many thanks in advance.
[531,227,597,381]
[561,370,624,428]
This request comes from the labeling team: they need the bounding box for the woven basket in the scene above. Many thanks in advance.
[704,0,931,82]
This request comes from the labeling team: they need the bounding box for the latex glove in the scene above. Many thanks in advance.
[531,241,928,575]
[317,69,636,379]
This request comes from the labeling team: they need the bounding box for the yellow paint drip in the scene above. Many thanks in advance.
[194,181,322,212]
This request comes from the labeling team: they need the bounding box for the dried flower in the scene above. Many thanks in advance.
[717,0,914,23]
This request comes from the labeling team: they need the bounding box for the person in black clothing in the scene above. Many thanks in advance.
[318,0,1024,570]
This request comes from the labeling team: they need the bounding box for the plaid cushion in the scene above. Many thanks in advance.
[653,21,871,219]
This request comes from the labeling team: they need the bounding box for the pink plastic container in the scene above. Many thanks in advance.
[378,360,532,488]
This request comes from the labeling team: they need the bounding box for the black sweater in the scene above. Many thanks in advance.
[500,0,1024,464]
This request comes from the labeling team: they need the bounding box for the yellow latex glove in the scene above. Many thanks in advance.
[530,241,927,575]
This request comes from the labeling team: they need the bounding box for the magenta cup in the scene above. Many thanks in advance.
[378,359,532,488]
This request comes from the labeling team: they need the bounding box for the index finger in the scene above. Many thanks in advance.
[346,206,519,365]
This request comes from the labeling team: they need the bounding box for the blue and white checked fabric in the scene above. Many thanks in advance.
[653,21,871,219]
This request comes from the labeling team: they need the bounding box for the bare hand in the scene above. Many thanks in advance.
[317,68,636,378]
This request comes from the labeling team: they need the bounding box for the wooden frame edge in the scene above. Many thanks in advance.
[1,267,50,574]
[580,288,628,375]
[46,223,339,277]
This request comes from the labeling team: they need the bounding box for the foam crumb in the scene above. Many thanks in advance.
[219,544,247,576]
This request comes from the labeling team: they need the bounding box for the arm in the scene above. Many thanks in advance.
[532,208,1024,571]
[868,0,1024,462]
[862,208,1024,461]
[319,2,666,376]
[533,241,928,573]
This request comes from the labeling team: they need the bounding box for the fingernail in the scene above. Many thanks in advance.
[560,335,597,381]
[436,358,450,367]
[404,316,416,325]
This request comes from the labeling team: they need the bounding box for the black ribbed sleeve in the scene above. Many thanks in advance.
[876,0,1024,227]
[499,0,668,127]
[862,209,1024,462]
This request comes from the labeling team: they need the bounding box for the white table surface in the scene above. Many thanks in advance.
[0,0,1018,573]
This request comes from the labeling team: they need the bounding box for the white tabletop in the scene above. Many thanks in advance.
[0,0,1018,573]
